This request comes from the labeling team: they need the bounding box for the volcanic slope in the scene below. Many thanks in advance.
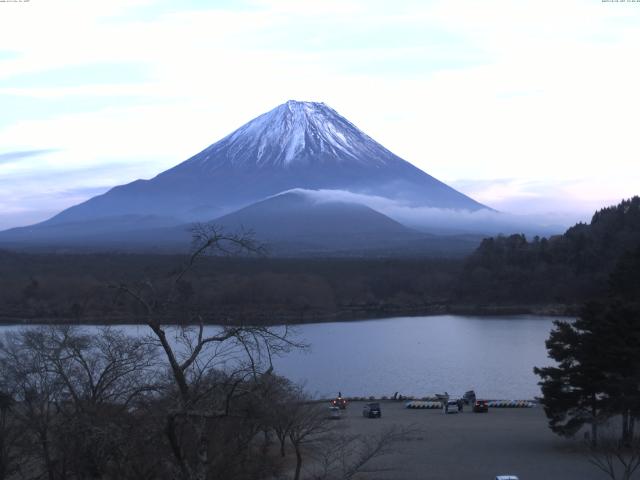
[34,100,488,226]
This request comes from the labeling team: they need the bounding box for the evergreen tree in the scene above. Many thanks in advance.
[535,246,640,446]
[534,303,609,446]
[599,247,640,444]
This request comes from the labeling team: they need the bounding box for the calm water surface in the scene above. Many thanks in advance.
[0,315,559,399]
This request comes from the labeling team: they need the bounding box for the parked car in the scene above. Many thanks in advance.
[331,397,348,409]
[444,399,460,414]
[362,402,381,418]
[473,400,489,413]
[495,476,519,480]
[328,406,341,419]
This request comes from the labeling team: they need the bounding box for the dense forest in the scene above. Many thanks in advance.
[458,196,640,306]
[1,197,639,325]
[0,254,462,324]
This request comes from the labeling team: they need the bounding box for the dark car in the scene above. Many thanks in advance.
[331,397,348,409]
[473,400,489,413]
[463,390,476,405]
[362,402,381,418]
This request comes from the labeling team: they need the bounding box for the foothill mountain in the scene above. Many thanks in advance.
[0,100,492,255]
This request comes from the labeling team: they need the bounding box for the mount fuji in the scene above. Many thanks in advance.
[0,100,491,254]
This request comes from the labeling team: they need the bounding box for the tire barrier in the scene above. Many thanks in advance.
[487,400,535,408]
[405,401,443,409]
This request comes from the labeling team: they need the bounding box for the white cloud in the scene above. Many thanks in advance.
[285,188,572,236]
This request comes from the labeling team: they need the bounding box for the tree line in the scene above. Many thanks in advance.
[457,196,640,306]
[0,253,461,325]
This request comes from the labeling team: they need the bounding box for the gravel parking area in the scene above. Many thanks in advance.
[330,400,603,480]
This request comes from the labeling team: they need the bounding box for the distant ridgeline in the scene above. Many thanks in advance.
[457,196,640,306]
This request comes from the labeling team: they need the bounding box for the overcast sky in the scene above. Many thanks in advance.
[1,0,639,230]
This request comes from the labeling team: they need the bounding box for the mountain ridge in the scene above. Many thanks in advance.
[0,100,492,254]
[38,100,487,226]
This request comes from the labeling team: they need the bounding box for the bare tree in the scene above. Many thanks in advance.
[38,326,159,479]
[0,326,161,480]
[112,224,305,480]
[25,326,159,411]
[311,426,421,480]
[287,400,333,480]
[259,375,301,458]
[0,390,23,480]
[0,329,66,480]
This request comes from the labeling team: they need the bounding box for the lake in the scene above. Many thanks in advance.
[0,315,559,400]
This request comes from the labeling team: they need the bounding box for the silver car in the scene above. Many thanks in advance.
[444,399,460,414]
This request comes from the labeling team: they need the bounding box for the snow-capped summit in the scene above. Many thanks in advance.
[5,100,489,231]
[173,100,400,172]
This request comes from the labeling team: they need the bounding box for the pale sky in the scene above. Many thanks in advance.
[1,0,639,230]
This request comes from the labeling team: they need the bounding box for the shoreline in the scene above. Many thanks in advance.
[0,303,577,326]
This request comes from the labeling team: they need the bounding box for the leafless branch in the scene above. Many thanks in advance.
[586,425,640,480]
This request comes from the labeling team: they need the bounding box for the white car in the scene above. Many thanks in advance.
[495,476,519,480]
[444,399,460,414]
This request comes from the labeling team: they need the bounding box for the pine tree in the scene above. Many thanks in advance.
[535,246,640,446]
[534,304,609,446]
[598,248,640,445]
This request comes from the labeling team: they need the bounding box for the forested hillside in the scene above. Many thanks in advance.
[457,196,640,305]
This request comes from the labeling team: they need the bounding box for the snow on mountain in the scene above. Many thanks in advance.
[173,100,400,172]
